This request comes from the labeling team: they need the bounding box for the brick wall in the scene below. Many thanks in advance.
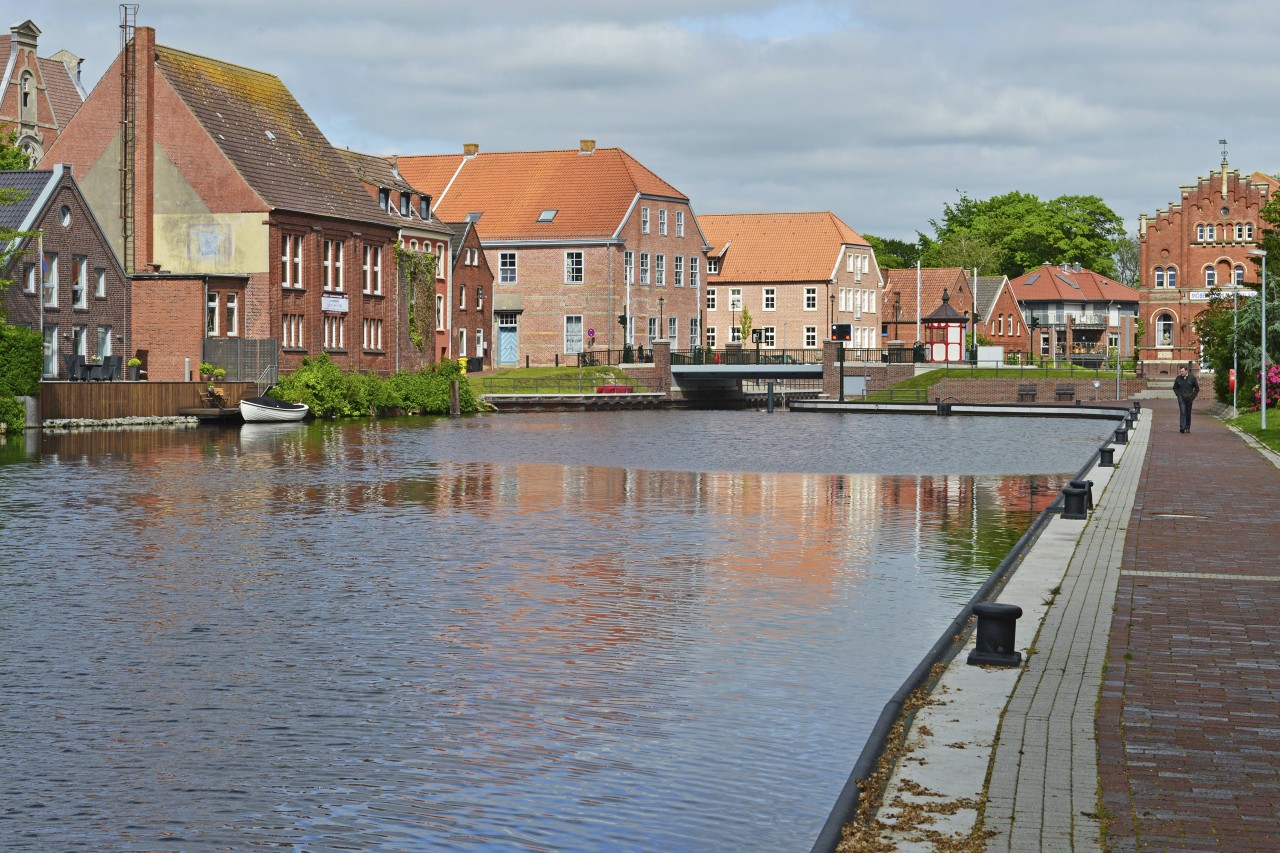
[931,377,1147,404]
[132,275,204,381]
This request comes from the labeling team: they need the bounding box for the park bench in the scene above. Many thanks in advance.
[1055,384,1076,402]
[1017,383,1037,402]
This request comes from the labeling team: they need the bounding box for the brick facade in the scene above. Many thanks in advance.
[449,224,493,367]
[1138,161,1274,368]
[130,274,204,381]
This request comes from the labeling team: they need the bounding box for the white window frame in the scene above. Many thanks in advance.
[708,258,719,275]
[729,288,742,312]
[690,257,699,289]
[206,291,219,336]
[655,254,665,286]
[624,250,634,284]
[1235,265,1245,285]
[761,326,775,347]
[641,207,650,234]
[674,255,684,287]
[1196,224,1206,241]
[1156,313,1175,348]
[564,251,584,284]
[1154,267,1165,288]
[688,317,699,349]
[226,292,239,337]
[676,210,685,237]
[499,252,517,284]
[25,263,36,294]
[706,288,717,310]
[640,253,650,285]
[648,316,657,342]
[72,256,87,308]
[804,326,817,348]
[763,288,776,311]
[95,268,106,298]
[475,328,485,358]
[43,253,58,307]
[1204,266,1215,287]
[564,315,584,354]
[436,294,446,331]
[659,209,668,236]
[97,325,112,359]
[459,283,467,309]
[805,287,817,310]
[436,243,447,279]
[706,326,717,349]
[668,315,677,341]
[1168,267,1178,288]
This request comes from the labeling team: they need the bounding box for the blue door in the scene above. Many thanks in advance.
[497,316,519,366]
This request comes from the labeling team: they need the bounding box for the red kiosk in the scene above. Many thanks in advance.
[922,289,967,362]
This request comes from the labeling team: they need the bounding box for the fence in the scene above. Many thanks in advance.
[481,376,646,395]
[203,338,279,385]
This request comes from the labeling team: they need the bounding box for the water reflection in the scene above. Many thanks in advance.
[0,412,1105,851]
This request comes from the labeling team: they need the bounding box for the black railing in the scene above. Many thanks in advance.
[577,347,654,367]
[481,376,645,395]
[672,348,825,366]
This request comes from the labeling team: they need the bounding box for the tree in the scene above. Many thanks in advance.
[0,124,30,171]
[921,190,1126,279]
[863,233,922,269]
[1112,231,1140,287]
[738,306,753,344]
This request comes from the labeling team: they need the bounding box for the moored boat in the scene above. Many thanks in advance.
[240,395,309,423]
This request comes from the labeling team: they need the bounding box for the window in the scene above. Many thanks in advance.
[72,257,87,308]
[690,257,699,289]
[624,251,634,284]
[655,254,665,286]
[97,325,112,359]
[206,291,219,335]
[730,324,742,344]
[804,326,817,348]
[1236,223,1245,241]
[706,288,717,310]
[475,328,485,358]
[436,294,445,330]
[1236,265,1246,285]
[283,314,304,349]
[565,251,584,284]
[24,264,36,293]
[363,245,383,294]
[410,239,418,251]
[1156,312,1175,347]
[363,318,383,351]
[729,288,742,311]
[868,289,876,313]
[476,286,484,311]
[1204,266,1215,287]
[676,211,685,237]
[641,207,650,234]
[436,243,447,278]
[564,315,584,354]
[499,252,517,284]
[640,253,650,285]
[400,192,410,217]
[95,268,106,298]
[1168,267,1178,288]
[674,255,684,287]
[997,314,1004,336]
[708,258,719,275]
[805,287,817,310]
[458,328,467,358]
[226,293,238,336]
[378,188,390,211]
[689,317,699,349]
[1206,224,1216,241]
[459,283,467,310]
[1196,224,1206,241]
[761,326,775,347]
[72,324,87,358]
[43,326,57,377]
[1247,223,1255,240]
[666,316,676,341]
[659,209,668,236]
[324,315,345,349]
[43,253,58,307]
[1154,267,1165,288]
[706,326,717,349]
[763,288,776,310]
[281,234,302,288]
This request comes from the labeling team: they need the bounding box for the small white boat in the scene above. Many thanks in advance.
[240,395,309,423]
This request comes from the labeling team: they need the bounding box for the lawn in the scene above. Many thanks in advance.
[1227,408,1280,455]
[468,365,639,396]
[863,365,1136,401]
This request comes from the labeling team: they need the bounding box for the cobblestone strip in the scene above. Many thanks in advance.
[985,411,1150,852]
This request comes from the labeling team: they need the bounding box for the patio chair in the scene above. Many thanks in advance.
[101,355,122,381]
[63,354,83,381]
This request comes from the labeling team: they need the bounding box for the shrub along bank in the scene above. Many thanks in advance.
[267,353,480,419]
[0,324,41,433]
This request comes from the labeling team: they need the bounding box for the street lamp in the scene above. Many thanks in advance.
[1249,248,1268,429]
[658,297,665,342]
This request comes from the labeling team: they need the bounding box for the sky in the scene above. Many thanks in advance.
[23,0,1280,243]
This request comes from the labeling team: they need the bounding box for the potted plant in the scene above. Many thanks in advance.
[212,367,227,380]
[127,357,143,381]
[198,362,214,381]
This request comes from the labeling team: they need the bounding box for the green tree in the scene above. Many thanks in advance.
[0,124,30,171]
[738,306,753,344]
[863,233,922,269]
[1112,231,1140,287]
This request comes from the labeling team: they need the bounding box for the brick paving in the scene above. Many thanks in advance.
[1098,399,1280,851]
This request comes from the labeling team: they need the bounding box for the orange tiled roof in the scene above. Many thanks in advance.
[1008,264,1138,303]
[881,267,973,330]
[698,212,867,283]
[155,46,388,225]
[396,146,687,241]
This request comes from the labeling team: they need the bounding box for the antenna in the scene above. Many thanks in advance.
[1219,138,1229,162]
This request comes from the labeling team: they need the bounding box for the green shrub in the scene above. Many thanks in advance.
[0,392,24,434]
[270,353,478,419]
[0,324,42,397]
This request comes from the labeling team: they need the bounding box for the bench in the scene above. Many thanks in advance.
[1055,384,1076,402]
[595,384,633,394]
[1017,383,1037,402]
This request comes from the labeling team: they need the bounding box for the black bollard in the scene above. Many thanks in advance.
[1113,425,1128,445]
[1062,482,1089,519]
[968,602,1023,667]
[1069,478,1094,510]
[1099,445,1115,467]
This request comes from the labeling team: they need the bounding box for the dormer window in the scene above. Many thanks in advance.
[379,188,391,211]
[399,193,410,217]
[419,197,429,220]
[538,209,557,223]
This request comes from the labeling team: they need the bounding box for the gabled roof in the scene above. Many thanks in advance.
[397,146,688,242]
[922,289,968,323]
[1008,263,1138,303]
[881,267,973,328]
[0,168,52,231]
[333,147,452,235]
[445,221,474,266]
[973,274,1008,320]
[698,212,868,283]
[155,45,388,225]
[0,28,86,132]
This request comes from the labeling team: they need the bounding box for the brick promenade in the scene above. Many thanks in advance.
[1098,399,1280,851]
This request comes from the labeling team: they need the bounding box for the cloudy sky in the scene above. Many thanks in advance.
[24,0,1280,242]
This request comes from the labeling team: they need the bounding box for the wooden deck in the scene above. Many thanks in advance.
[40,381,256,420]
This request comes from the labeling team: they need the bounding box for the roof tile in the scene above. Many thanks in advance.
[699,212,868,283]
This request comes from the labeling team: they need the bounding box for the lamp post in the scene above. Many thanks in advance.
[1233,282,1238,414]
[1249,248,1267,429]
[829,293,835,338]
[658,297,665,343]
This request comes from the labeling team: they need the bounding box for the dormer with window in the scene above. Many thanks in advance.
[399,192,410,217]
[379,188,391,211]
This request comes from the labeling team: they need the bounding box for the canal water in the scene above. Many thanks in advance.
[0,411,1112,851]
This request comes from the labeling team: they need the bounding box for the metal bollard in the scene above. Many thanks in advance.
[968,602,1023,667]
[936,398,951,416]
[1113,425,1128,445]
[1099,445,1115,467]
[1069,478,1094,510]
[1062,482,1089,519]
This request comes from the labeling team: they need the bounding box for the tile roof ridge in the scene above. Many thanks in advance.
[156,44,281,82]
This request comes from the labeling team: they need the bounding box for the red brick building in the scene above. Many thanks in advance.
[445,219,495,368]
[698,212,880,352]
[972,274,1029,357]
[399,141,707,366]
[1,165,129,379]
[881,267,975,346]
[1006,263,1139,366]
[43,26,401,380]
[1137,159,1276,371]
[0,20,86,165]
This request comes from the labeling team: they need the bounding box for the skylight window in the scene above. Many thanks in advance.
[538,209,558,222]
[466,212,483,223]
[265,130,276,141]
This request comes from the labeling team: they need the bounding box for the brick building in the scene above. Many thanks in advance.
[698,212,880,352]
[445,219,494,368]
[399,141,707,366]
[881,267,974,347]
[0,165,129,379]
[972,274,1029,356]
[1006,263,1139,366]
[0,20,87,165]
[43,26,401,380]
[1137,158,1276,372]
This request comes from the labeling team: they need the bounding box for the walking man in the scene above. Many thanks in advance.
[1174,364,1199,433]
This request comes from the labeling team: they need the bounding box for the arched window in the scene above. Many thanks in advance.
[1156,313,1175,348]
[1207,224,1216,240]
[1246,223,1255,240]
[997,314,1004,336]
[1236,265,1245,285]
[1154,267,1165,288]
[1167,267,1178,288]
[19,73,35,123]
[1236,223,1245,241]
[1197,224,1206,241]
[1204,266,1215,287]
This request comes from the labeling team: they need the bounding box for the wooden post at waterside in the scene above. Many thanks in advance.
[450,380,460,417]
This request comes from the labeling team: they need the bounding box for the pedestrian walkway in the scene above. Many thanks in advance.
[864,398,1280,852]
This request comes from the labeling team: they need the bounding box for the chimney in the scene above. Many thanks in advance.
[463,143,479,157]
[579,139,596,154]
[132,26,158,273]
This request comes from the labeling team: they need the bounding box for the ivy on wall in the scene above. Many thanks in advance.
[395,245,438,353]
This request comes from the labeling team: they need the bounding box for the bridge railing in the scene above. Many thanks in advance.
[576,348,654,367]
[671,348,824,366]
[482,376,645,395]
